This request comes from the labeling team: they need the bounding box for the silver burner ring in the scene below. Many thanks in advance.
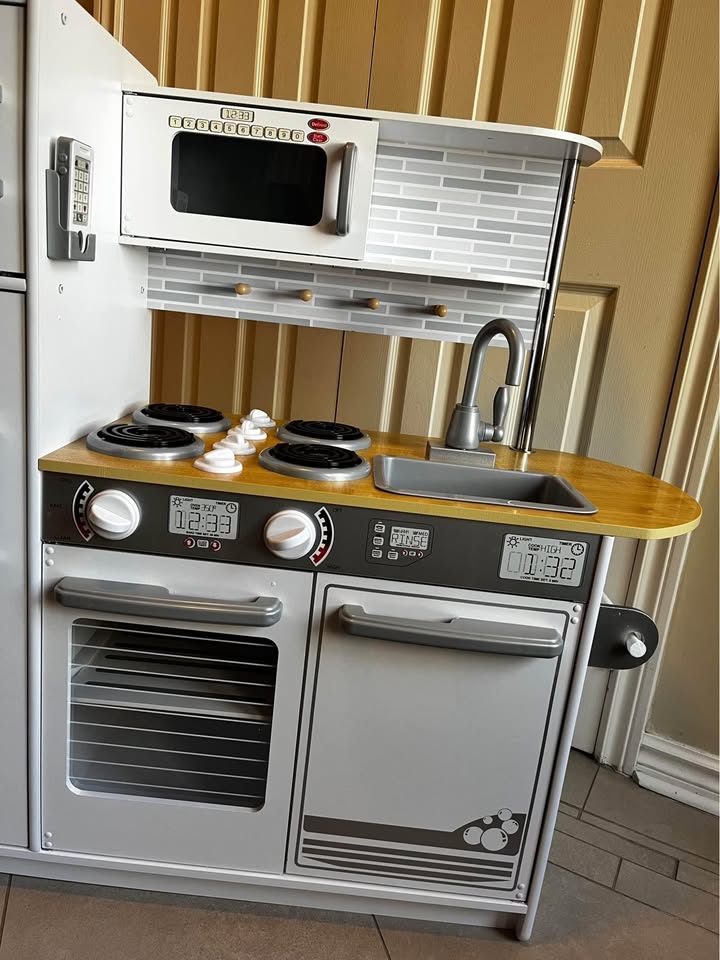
[276,424,371,450]
[132,410,230,435]
[258,447,371,482]
[87,431,205,461]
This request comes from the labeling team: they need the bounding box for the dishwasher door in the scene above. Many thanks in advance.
[287,576,582,899]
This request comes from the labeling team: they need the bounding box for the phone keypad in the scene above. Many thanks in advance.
[71,156,90,226]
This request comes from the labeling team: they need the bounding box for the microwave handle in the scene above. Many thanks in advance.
[336,142,357,237]
[338,604,563,657]
[54,577,283,627]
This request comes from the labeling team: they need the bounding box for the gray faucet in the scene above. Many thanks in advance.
[428,319,525,465]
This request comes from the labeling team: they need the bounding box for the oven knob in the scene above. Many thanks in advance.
[86,490,141,540]
[264,510,316,559]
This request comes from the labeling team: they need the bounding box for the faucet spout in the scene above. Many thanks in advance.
[444,318,526,451]
[460,318,525,405]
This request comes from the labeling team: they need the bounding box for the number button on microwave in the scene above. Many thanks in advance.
[251,125,264,137]
[237,125,250,136]
[291,129,304,142]
[196,119,209,131]
[168,115,182,128]
[223,121,237,134]
[210,120,223,132]
[264,126,277,138]
[278,128,291,140]
[182,117,196,129]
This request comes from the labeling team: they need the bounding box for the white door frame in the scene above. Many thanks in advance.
[594,193,719,775]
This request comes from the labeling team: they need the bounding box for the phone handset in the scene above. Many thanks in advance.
[56,137,93,232]
[47,137,96,260]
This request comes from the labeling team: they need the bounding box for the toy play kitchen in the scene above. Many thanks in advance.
[0,0,701,943]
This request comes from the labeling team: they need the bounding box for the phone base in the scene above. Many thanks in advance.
[46,169,96,261]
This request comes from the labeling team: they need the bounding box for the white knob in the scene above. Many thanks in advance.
[264,510,316,559]
[86,490,140,540]
[625,631,647,659]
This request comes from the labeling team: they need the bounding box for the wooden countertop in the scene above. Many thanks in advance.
[39,421,701,540]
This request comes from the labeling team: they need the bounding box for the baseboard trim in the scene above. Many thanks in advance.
[636,733,719,815]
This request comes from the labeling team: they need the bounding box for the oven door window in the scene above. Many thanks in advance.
[68,619,277,809]
[170,131,327,226]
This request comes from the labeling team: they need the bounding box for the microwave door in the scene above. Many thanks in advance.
[122,95,379,260]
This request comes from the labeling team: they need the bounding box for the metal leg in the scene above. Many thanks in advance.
[513,148,581,453]
[516,535,615,941]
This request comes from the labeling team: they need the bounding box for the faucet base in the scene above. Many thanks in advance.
[427,442,497,467]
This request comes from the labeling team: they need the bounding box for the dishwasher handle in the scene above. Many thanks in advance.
[55,577,283,627]
[338,604,563,657]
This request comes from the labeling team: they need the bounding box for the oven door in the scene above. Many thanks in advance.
[288,576,582,899]
[41,545,312,873]
[122,94,378,260]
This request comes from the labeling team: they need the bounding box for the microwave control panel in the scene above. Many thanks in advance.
[167,111,331,144]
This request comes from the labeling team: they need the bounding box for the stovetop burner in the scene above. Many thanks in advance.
[133,403,230,434]
[87,423,206,461]
[259,442,371,481]
[277,419,371,450]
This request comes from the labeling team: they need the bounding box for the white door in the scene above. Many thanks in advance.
[42,546,312,872]
[288,576,582,899]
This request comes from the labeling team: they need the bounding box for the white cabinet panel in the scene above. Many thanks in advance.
[0,289,28,846]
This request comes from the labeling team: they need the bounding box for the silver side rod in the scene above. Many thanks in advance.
[513,147,581,453]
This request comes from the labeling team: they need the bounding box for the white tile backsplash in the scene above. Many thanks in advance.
[147,251,542,346]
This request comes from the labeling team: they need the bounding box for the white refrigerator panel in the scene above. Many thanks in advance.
[0,4,24,274]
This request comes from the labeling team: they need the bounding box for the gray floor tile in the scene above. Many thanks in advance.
[555,811,677,877]
[549,830,619,886]
[585,767,719,861]
[376,864,719,958]
[0,877,388,960]
[677,861,720,897]
[560,750,598,808]
[558,801,580,818]
[615,861,719,934]
[582,811,719,875]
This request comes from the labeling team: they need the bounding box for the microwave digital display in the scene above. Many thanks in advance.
[170,131,327,226]
[220,107,254,122]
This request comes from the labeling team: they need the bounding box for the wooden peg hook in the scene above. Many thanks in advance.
[234,283,252,295]
[433,304,448,318]
[367,297,381,310]
[298,289,314,302]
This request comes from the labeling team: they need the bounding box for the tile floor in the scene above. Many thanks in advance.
[0,752,716,959]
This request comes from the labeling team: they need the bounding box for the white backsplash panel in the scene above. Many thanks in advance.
[147,252,542,346]
[367,144,560,279]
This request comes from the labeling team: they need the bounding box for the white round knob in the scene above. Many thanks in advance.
[264,510,316,559]
[625,631,647,659]
[86,490,141,540]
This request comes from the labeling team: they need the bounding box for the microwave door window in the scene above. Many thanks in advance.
[170,132,327,226]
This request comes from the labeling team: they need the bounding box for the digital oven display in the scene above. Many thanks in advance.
[168,496,239,540]
[389,526,431,550]
[499,534,586,587]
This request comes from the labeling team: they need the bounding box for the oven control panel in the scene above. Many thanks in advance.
[43,474,600,602]
[365,519,434,567]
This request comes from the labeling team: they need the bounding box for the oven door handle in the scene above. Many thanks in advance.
[338,604,563,657]
[335,142,357,237]
[54,577,283,627]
